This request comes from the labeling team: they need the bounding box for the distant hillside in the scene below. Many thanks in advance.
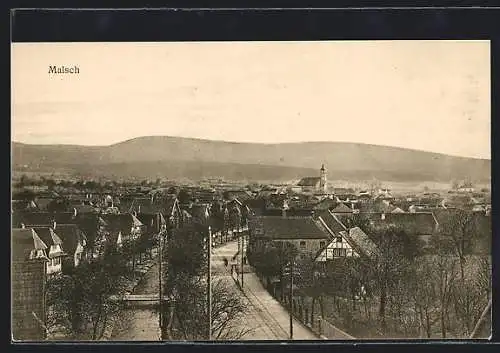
[11,136,491,183]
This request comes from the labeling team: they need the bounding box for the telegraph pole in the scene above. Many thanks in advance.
[207,225,212,340]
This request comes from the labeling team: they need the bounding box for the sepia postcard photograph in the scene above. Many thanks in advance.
[11,40,491,342]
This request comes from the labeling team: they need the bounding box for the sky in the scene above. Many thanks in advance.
[11,40,490,159]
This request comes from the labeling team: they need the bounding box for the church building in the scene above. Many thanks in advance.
[297,164,328,193]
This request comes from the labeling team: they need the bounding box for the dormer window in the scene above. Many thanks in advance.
[30,249,47,260]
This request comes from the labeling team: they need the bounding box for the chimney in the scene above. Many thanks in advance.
[74,208,78,217]
[381,213,385,220]
[53,220,57,230]
[21,223,25,229]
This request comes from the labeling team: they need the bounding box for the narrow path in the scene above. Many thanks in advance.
[213,241,317,340]
[110,257,161,341]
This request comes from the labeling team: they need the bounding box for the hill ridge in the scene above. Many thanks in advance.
[11,136,491,183]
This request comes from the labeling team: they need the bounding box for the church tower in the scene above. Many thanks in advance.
[320,164,327,193]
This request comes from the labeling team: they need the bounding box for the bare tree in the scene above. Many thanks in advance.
[410,256,439,338]
[44,247,130,340]
[432,254,458,338]
[161,223,250,340]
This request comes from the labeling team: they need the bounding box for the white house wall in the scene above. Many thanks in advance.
[316,238,359,262]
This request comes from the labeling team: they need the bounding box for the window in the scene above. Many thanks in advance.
[319,241,326,249]
[51,257,61,266]
[31,249,46,260]
[333,248,347,257]
[299,241,306,249]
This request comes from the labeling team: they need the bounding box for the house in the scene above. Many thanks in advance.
[74,213,107,260]
[315,227,379,262]
[12,228,50,263]
[11,199,38,212]
[365,211,439,247]
[188,203,212,225]
[136,212,167,236]
[390,206,405,213]
[442,194,474,209]
[248,215,331,259]
[316,209,348,235]
[312,197,337,212]
[30,226,66,276]
[375,188,394,201]
[128,197,156,214]
[50,224,88,270]
[72,204,98,214]
[314,209,379,261]
[33,197,57,211]
[297,177,321,193]
[12,211,77,229]
[101,213,145,248]
[160,196,183,230]
[223,190,254,203]
[12,228,49,340]
[193,189,217,204]
[331,203,354,214]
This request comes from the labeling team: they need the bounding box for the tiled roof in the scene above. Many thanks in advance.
[331,203,353,213]
[262,208,315,217]
[224,190,253,203]
[129,197,154,213]
[162,197,179,217]
[251,216,329,240]
[53,224,87,255]
[189,204,211,220]
[313,198,337,210]
[31,227,63,246]
[131,214,144,227]
[11,200,37,212]
[345,227,379,258]
[12,211,76,228]
[136,213,166,233]
[361,212,438,235]
[73,204,98,214]
[34,197,56,210]
[12,228,48,262]
[317,210,348,235]
[297,177,321,187]
[118,199,135,213]
[101,214,137,235]
[384,212,438,235]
